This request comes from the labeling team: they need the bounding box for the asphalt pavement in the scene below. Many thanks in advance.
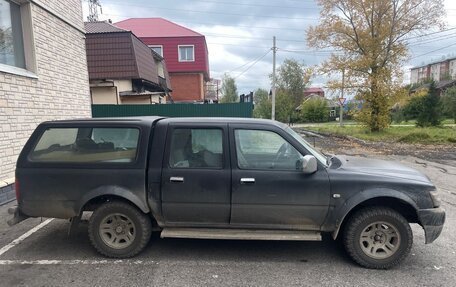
[0,155,455,287]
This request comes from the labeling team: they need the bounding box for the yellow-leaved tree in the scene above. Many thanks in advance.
[307,0,445,131]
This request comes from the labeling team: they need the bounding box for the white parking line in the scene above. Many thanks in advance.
[0,259,152,265]
[0,219,53,257]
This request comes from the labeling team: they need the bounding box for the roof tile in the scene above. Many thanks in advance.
[114,18,203,37]
[84,21,127,34]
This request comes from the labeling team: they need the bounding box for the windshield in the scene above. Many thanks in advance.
[285,127,328,165]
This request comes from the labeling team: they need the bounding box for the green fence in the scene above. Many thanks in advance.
[91,103,253,118]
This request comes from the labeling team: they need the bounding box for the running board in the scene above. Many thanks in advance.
[160,228,321,241]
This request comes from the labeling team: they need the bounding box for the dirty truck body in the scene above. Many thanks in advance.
[10,117,445,269]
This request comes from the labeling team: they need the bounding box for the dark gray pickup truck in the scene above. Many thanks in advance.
[9,117,444,269]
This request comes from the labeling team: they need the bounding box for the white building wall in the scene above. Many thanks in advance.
[449,60,456,80]
[0,0,91,182]
[430,64,441,82]
[410,69,419,84]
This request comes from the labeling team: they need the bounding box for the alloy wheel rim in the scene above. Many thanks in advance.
[99,213,136,249]
[359,221,401,259]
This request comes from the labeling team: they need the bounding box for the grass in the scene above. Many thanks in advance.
[391,119,455,125]
[304,125,456,145]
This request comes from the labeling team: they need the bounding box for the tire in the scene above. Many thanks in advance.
[343,207,413,269]
[88,201,152,258]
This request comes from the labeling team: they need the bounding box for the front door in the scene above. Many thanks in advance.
[161,123,231,225]
[229,125,330,230]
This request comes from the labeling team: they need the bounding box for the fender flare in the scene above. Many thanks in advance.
[331,188,419,239]
[77,185,150,215]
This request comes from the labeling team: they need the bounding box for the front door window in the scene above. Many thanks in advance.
[234,129,303,171]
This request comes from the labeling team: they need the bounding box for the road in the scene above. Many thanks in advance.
[0,155,455,287]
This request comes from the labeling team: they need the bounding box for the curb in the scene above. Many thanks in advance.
[0,182,16,206]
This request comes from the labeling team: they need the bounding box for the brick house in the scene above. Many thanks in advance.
[0,0,91,202]
[85,21,171,105]
[115,18,210,102]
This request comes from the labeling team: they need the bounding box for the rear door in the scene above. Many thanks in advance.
[229,124,330,230]
[160,122,231,225]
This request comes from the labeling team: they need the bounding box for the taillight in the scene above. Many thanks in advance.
[14,178,19,202]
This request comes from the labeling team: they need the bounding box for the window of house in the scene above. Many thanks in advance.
[234,129,303,171]
[29,128,140,163]
[149,45,163,57]
[178,45,194,62]
[0,0,25,68]
[169,128,223,169]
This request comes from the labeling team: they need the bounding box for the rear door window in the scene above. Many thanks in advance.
[168,128,223,169]
[29,127,140,163]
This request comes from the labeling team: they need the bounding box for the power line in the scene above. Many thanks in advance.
[203,33,306,43]
[101,3,319,21]
[207,42,271,49]
[228,50,272,73]
[104,13,313,31]
[233,50,271,79]
[407,32,456,47]
[410,42,456,60]
[404,27,456,41]
[278,48,341,54]
[162,0,319,10]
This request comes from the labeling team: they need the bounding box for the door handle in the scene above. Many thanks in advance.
[170,176,184,183]
[240,178,255,184]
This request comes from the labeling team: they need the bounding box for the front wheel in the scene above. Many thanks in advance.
[88,201,152,258]
[343,207,413,269]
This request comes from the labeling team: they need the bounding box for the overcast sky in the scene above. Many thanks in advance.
[83,0,456,97]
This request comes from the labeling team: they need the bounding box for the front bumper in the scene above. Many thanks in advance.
[418,207,445,244]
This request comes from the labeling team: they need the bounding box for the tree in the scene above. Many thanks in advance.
[274,59,312,107]
[443,86,456,123]
[416,82,441,127]
[275,91,295,123]
[253,88,271,119]
[402,89,426,121]
[220,74,238,103]
[300,98,329,123]
[307,0,445,131]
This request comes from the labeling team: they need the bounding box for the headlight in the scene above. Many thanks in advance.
[429,190,441,208]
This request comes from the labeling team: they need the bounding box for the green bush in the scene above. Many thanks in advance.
[403,82,442,127]
[416,82,442,127]
[402,95,424,121]
[391,108,405,124]
[300,98,329,123]
[442,86,456,123]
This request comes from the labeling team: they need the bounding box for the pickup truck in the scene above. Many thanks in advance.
[8,117,445,269]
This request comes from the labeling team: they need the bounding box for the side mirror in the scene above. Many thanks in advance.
[301,155,318,174]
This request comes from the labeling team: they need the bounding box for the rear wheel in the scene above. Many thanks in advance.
[343,207,413,269]
[88,201,152,258]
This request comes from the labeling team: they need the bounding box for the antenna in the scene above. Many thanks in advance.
[87,0,102,22]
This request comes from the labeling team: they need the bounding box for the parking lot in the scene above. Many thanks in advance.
[0,155,455,287]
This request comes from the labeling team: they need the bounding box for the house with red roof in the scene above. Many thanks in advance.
[304,87,325,98]
[115,18,210,102]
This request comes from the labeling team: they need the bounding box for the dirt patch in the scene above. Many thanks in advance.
[295,128,456,167]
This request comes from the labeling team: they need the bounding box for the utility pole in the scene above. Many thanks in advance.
[339,68,345,126]
[87,0,102,22]
[271,36,277,121]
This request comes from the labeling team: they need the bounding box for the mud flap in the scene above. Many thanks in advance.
[68,215,81,237]
[418,207,445,244]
